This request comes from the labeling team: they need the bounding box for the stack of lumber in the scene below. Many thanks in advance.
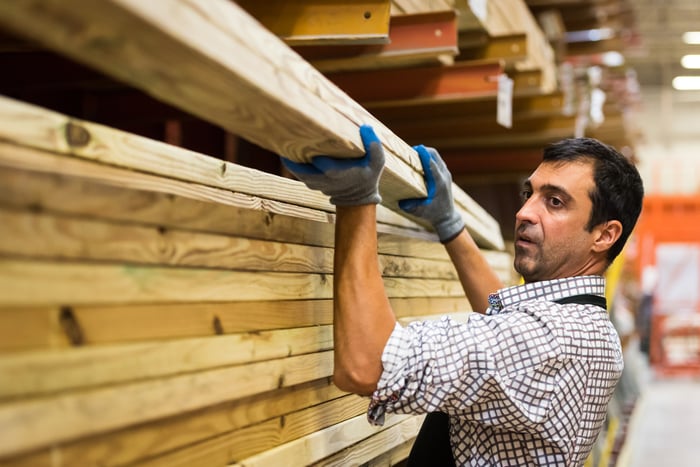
[0,1,513,466]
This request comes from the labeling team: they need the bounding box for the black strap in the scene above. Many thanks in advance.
[406,293,606,465]
[554,293,607,309]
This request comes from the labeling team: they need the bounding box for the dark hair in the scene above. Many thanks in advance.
[543,137,644,263]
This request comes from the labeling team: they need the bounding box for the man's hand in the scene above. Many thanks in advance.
[399,145,465,243]
[282,125,385,206]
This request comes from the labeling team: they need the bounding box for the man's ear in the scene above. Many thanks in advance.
[592,220,623,253]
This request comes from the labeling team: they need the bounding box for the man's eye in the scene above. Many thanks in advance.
[520,190,532,201]
[549,197,563,207]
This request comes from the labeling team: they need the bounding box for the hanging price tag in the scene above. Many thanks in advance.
[497,74,513,129]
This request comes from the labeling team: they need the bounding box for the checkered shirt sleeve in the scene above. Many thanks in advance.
[368,277,623,465]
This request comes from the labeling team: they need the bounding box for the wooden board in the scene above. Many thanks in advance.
[1,378,346,466]
[0,296,472,352]
[0,351,334,458]
[230,414,421,467]
[0,95,503,250]
[0,208,459,280]
[0,326,335,399]
[0,259,467,306]
[0,3,504,250]
[0,140,514,267]
[310,416,420,466]
[138,395,371,466]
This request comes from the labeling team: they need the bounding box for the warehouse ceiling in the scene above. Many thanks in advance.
[626,0,700,87]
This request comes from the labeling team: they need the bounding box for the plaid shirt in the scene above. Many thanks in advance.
[369,276,623,466]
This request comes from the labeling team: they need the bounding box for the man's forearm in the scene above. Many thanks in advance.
[444,229,504,313]
[333,205,396,396]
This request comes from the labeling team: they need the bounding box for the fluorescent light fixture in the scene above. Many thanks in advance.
[566,28,614,43]
[683,32,700,44]
[672,76,700,90]
[601,51,625,67]
[681,55,700,69]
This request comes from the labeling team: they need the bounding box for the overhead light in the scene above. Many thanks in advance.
[601,51,625,67]
[681,55,700,69]
[683,32,700,44]
[672,76,700,90]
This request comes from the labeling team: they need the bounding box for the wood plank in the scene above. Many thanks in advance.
[0,351,334,458]
[0,378,346,467]
[140,395,370,466]
[230,414,421,467]
[363,438,415,466]
[0,325,335,399]
[237,0,392,45]
[0,307,69,353]
[309,416,420,466]
[0,142,512,264]
[0,207,458,279]
[0,297,472,351]
[0,1,502,245]
[0,96,503,249]
[0,259,467,306]
[0,142,436,250]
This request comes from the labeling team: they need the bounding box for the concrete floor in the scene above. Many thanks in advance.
[618,376,700,467]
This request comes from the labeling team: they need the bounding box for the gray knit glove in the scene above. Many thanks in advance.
[281,125,384,206]
[399,145,465,243]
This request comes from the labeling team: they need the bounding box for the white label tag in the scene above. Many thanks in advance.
[497,74,513,129]
[469,0,488,22]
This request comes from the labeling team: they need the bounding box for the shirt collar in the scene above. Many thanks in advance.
[487,275,606,315]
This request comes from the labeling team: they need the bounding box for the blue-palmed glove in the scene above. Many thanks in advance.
[399,145,465,243]
[281,125,385,206]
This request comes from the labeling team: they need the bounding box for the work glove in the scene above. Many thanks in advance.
[399,145,465,243]
[281,125,385,206]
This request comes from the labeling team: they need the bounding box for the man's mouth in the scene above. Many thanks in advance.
[515,231,536,247]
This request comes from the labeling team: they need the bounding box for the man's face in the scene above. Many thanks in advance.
[514,160,601,282]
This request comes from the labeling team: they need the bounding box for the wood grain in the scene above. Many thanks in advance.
[0,73,502,248]
[0,378,346,467]
[0,325,335,399]
[230,414,419,467]
[0,296,471,351]
[0,259,466,306]
[0,351,334,458]
[0,207,459,280]
[310,416,420,466]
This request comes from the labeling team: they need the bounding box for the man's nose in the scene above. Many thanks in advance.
[515,196,538,224]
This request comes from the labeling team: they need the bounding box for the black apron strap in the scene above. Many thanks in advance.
[405,293,606,465]
[554,293,607,309]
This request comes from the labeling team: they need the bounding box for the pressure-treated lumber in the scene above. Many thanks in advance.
[309,416,420,466]
[237,0,392,45]
[0,297,471,352]
[0,352,334,459]
[0,95,503,249]
[0,2,504,250]
[0,259,467,306]
[0,351,334,458]
[0,326,335,398]
[0,138,514,264]
[138,395,370,467]
[230,414,422,467]
[1,378,347,467]
[0,208,459,280]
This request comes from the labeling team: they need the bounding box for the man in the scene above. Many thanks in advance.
[282,125,644,466]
